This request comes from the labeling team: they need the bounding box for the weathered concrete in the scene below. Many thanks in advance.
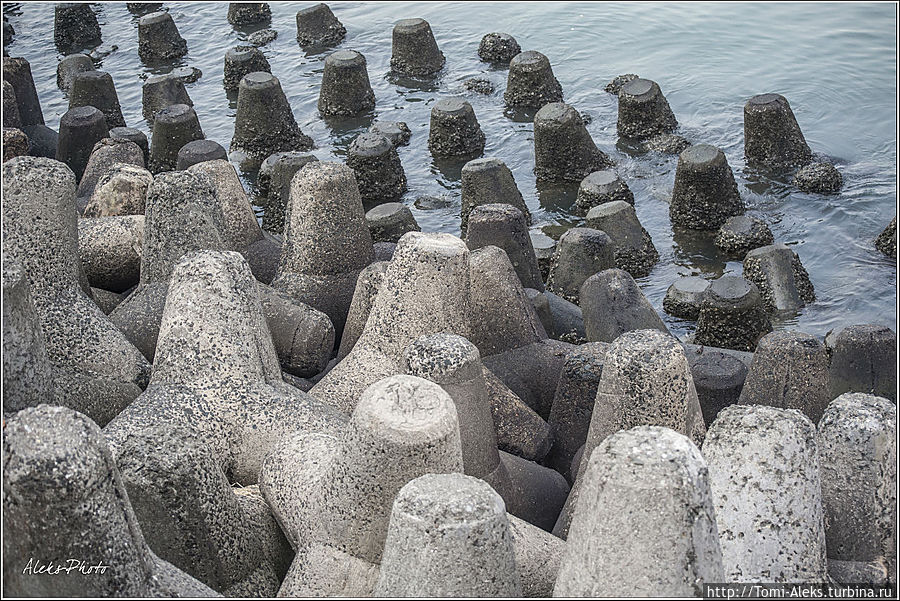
[743,93,812,170]
[504,50,563,109]
[743,243,815,312]
[554,329,706,538]
[818,393,896,580]
[478,32,521,64]
[138,11,188,62]
[2,157,149,426]
[555,426,724,596]
[2,405,217,597]
[295,3,345,47]
[703,405,827,583]
[533,102,611,182]
[738,330,831,423]
[460,157,530,235]
[826,324,896,401]
[574,169,634,215]
[318,50,375,116]
[581,268,669,343]
[375,474,522,597]
[231,72,313,161]
[271,162,374,339]
[670,144,745,230]
[428,97,485,158]
[616,78,677,140]
[546,227,614,303]
[390,18,444,77]
[585,200,658,277]
[714,214,774,258]
[694,275,772,352]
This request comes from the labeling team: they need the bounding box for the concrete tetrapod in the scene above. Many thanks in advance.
[817,393,896,583]
[2,405,217,597]
[554,329,706,538]
[555,426,724,596]
[104,250,346,485]
[703,405,827,583]
[2,157,149,426]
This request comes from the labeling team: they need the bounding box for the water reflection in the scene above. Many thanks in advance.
[671,226,728,277]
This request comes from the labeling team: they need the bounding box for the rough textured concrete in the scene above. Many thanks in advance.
[110,126,149,165]
[56,53,95,92]
[366,201,419,243]
[346,132,407,203]
[78,215,144,293]
[138,12,188,62]
[390,18,444,77]
[534,102,611,182]
[368,120,411,147]
[554,329,706,538]
[2,405,217,597]
[670,144,745,230]
[478,32,521,64]
[585,200,658,277]
[546,342,606,481]
[793,161,842,193]
[149,103,204,173]
[83,163,152,217]
[581,268,669,343]
[2,80,22,128]
[428,97,485,158]
[465,203,542,290]
[54,3,101,52]
[318,49,375,116]
[556,426,724,596]
[77,137,144,201]
[818,393,896,580]
[743,93,812,171]
[715,215,774,258]
[227,3,270,25]
[826,323,896,401]
[105,250,347,485]
[2,157,149,426]
[689,349,749,427]
[271,162,374,339]
[176,139,227,170]
[261,374,462,566]
[231,72,313,160]
[504,50,563,109]
[142,73,193,125]
[118,425,286,595]
[337,261,388,360]
[663,276,710,319]
[738,330,831,423]
[574,169,634,215]
[223,45,271,93]
[295,3,345,47]
[109,170,225,360]
[256,151,319,234]
[460,157,530,235]
[2,127,28,162]
[56,105,109,182]
[2,56,44,127]
[2,258,56,414]
[875,215,896,257]
[616,78,677,140]
[743,243,815,312]
[376,474,522,597]
[68,71,126,129]
[703,405,827,583]
[546,227,614,303]
[694,275,772,352]
[310,232,470,414]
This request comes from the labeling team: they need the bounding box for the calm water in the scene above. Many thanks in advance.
[4,1,897,340]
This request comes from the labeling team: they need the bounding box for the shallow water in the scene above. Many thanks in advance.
[4,1,897,340]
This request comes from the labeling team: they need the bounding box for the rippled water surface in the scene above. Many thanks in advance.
[4,1,896,339]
